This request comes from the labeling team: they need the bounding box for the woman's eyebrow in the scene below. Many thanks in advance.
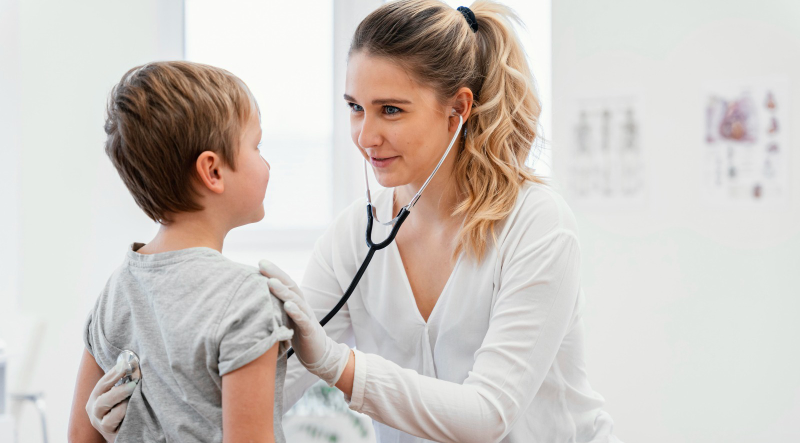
[343,94,412,105]
[372,98,412,105]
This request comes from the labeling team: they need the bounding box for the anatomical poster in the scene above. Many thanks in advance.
[702,77,790,207]
[566,94,646,208]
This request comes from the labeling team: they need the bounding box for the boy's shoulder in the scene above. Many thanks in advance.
[208,258,270,298]
[181,254,275,313]
[218,258,260,279]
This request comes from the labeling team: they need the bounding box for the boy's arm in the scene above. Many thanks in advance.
[222,342,279,443]
[68,350,108,443]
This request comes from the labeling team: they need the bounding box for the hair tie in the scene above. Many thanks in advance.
[457,6,479,33]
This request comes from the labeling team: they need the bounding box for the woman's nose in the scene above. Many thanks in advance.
[357,114,382,149]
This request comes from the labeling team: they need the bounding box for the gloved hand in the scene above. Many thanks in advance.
[259,259,351,386]
[86,359,138,442]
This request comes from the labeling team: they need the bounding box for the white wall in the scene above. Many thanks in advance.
[0,1,183,440]
[552,1,800,442]
[0,0,22,346]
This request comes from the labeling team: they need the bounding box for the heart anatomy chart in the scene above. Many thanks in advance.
[703,77,790,208]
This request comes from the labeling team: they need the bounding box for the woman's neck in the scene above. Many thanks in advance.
[395,150,461,226]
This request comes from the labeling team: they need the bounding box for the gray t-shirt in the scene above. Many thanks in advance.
[84,243,293,442]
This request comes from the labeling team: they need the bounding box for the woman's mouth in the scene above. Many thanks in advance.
[370,156,399,168]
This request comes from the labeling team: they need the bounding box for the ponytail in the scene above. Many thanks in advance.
[453,0,542,259]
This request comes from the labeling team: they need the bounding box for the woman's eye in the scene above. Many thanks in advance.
[384,105,401,115]
[348,102,363,112]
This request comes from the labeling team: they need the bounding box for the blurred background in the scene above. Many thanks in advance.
[0,0,798,442]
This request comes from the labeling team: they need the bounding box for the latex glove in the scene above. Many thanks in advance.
[259,259,350,386]
[86,359,138,442]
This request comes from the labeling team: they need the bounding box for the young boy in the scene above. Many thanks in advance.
[68,61,293,442]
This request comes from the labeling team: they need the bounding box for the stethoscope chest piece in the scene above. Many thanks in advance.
[114,350,141,387]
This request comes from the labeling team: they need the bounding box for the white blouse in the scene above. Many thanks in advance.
[283,182,620,443]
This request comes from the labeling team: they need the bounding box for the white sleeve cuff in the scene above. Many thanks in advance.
[347,348,367,411]
[300,338,351,387]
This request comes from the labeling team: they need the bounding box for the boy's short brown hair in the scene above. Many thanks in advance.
[104,61,255,223]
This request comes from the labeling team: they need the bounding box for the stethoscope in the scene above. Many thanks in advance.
[287,112,464,358]
[115,350,141,386]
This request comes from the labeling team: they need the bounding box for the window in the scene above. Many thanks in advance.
[185,0,337,275]
[185,0,335,234]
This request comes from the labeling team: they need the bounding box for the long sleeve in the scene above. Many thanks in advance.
[283,226,358,409]
[347,225,583,443]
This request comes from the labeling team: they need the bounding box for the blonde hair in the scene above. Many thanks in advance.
[104,61,256,224]
[351,0,543,260]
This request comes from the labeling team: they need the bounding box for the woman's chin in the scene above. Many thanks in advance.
[374,172,408,189]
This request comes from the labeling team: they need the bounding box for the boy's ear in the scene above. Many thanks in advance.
[195,151,225,194]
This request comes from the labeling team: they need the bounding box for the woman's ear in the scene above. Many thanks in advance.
[195,151,225,194]
[449,87,474,130]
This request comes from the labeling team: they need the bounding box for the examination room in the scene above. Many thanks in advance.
[1,0,799,442]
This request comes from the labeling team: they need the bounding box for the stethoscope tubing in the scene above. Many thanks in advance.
[286,205,410,359]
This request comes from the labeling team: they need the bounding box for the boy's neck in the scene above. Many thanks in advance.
[138,212,229,254]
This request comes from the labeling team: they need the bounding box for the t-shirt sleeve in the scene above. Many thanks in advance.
[82,300,119,372]
[83,308,95,357]
[216,273,294,376]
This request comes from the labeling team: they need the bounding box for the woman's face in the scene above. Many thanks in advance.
[345,51,457,189]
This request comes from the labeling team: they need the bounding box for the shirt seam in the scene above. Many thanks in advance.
[125,249,223,268]
[211,271,259,346]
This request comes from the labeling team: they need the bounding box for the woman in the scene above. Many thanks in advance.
[88,1,621,441]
